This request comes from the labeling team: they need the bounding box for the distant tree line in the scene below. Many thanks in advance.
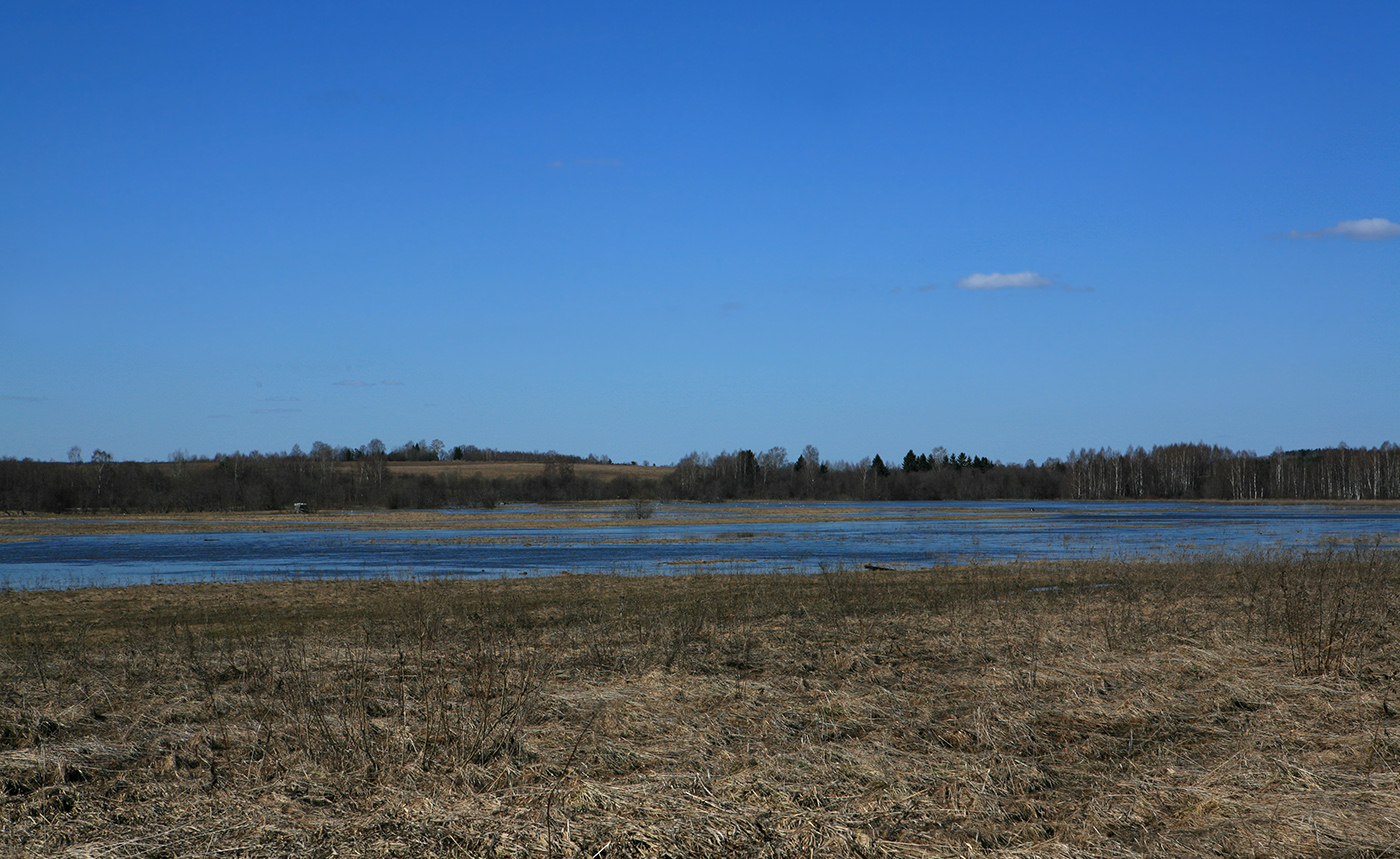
[666,442,1400,503]
[1055,442,1400,501]
[295,439,602,465]
[2,440,1397,514]
[662,445,1042,502]
[0,441,611,514]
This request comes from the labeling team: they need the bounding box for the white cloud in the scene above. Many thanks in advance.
[549,158,622,169]
[1288,217,1400,241]
[953,271,1055,290]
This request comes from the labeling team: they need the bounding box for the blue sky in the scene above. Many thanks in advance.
[3,1,1398,466]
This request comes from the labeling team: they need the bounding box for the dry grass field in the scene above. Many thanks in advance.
[4,549,1400,857]
[158,460,672,482]
[0,500,1045,538]
[380,461,674,481]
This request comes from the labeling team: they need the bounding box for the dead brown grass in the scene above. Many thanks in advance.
[381,461,674,481]
[4,551,1400,857]
[159,460,673,482]
[0,502,1051,538]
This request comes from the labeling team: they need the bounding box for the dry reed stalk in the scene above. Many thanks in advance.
[3,552,1399,857]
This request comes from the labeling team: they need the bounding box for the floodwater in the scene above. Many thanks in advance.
[3,500,1399,591]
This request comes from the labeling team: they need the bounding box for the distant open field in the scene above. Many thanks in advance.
[4,552,1399,857]
[375,461,674,481]
[159,461,673,481]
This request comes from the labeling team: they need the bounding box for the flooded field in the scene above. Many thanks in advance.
[4,500,1400,590]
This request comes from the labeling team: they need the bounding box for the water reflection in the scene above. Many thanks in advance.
[4,501,1399,590]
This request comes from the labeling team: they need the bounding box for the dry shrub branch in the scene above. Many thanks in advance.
[3,547,1400,857]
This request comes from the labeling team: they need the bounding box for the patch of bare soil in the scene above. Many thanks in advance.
[3,552,1399,857]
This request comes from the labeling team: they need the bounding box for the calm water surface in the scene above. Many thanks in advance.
[4,501,1399,590]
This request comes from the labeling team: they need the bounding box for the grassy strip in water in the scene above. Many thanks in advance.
[0,504,1060,538]
[3,549,1400,857]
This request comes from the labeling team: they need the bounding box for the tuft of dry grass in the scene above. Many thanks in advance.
[3,549,1400,857]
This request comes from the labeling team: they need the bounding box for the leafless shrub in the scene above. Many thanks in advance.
[1264,541,1398,675]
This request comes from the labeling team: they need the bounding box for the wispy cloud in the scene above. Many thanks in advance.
[251,408,301,415]
[332,379,403,388]
[953,271,1055,290]
[1287,217,1400,241]
[548,158,623,169]
[262,396,301,403]
[1,394,47,402]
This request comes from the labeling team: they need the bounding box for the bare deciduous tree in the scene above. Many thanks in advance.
[91,449,113,498]
[758,447,788,485]
[169,449,190,479]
